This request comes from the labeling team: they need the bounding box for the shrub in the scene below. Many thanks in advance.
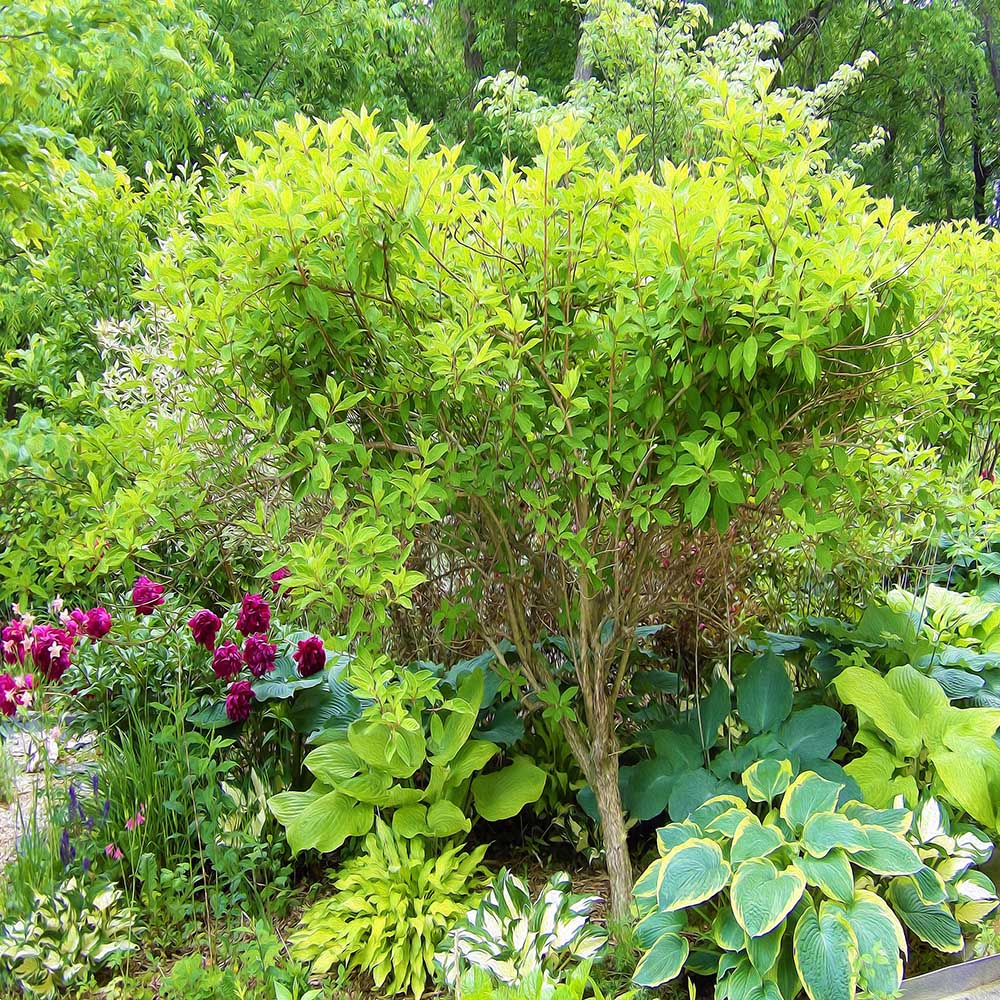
[436,869,607,988]
[291,820,488,997]
[632,766,970,997]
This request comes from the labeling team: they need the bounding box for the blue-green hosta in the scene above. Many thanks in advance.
[435,869,607,987]
[632,763,971,1000]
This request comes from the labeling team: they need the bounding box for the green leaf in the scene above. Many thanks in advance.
[447,739,500,785]
[793,904,859,1000]
[713,906,747,951]
[851,828,923,876]
[426,800,471,837]
[285,791,373,853]
[655,838,731,911]
[738,654,793,733]
[840,892,905,998]
[633,932,689,987]
[778,706,843,761]
[800,812,870,857]
[928,750,997,827]
[832,668,920,757]
[780,773,843,832]
[303,741,363,784]
[798,850,855,903]
[887,877,963,953]
[744,758,794,803]
[731,859,805,938]
[885,664,949,718]
[731,815,786,865]
[392,804,429,838]
[348,718,425,778]
[843,750,897,808]
[471,757,546,821]
[748,922,785,976]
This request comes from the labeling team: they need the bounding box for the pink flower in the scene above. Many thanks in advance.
[188,609,222,651]
[62,608,87,637]
[212,641,243,680]
[125,805,145,831]
[0,673,16,718]
[270,567,291,595]
[30,624,74,681]
[225,679,254,722]
[83,607,112,639]
[982,469,995,483]
[132,576,165,616]
[104,843,123,860]
[2,621,26,665]
[235,594,270,636]
[294,635,326,677]
[244,633,277,678]
[13,674,33,709]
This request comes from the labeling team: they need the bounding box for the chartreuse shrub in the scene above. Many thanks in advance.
[268,664,545,852]
[436,870,607,988]
[149,69,940,917]
[833,663,1000,830]
[632,764,970,998]
[291,820,487,997]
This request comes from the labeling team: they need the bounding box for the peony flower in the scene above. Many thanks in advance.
[13,674,33,709]
[212,641,243,680]
[62,608,87,637]
[244,633,277,678]
[225,679,254,722]
[293,635,326,677]
[2,620,26,665]
[132,575,165,616]
[236,593,270,636]
[30,624,74,681]
[270,567,291,595]
[188,609,222,651]
[0,673,16,718]
[83,607,112,639]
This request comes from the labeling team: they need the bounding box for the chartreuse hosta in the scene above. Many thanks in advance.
[268,666,546,852]
[632,761,973,1000]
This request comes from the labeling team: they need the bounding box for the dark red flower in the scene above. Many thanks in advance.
[225,679,254,722]
[30,625,74,681]
[212,641,243,680]
[132,576,165,616]
[236,594,270,636]
[293,635,326,677]
[270,567,291,595]
[188,609,222,651]
[83,607,112,639]
[0,673,15,718]
[244,633,277,678]
[1,621,26,665]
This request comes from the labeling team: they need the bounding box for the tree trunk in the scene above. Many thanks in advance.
[574,7,596,82]
[590,738,633,922]
[971,80,988,222]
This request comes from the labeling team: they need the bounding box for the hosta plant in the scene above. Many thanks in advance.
[834,663,1000,829]
[0,879,137,998]
[290,820,487,998]
[903,796,999,928]
[436,869,608,987]
[269,665,545,853]
[632,763,969,1000]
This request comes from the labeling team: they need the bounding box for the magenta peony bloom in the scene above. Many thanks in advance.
[225,679,254,722]
[83,607,112,639]
[63,608,87,637]
[13,674,33,708]
[1,620,26,665]
[188,609,222,651]
[132,576,165,616]
[293,635,326,677]
[270,567,291,595]
[30,624,74,681]
[236,593,270,636]
[0,673,15,718]
[212,641,243,680]
[244,633,277,678]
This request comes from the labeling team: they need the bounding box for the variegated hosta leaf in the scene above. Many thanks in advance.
[743,758,794,804]
[780,773,844,832]
[887,876,963,953]
[839,892,905,999]
[655,838,731,912]
[793,903,859,1000]
[731,859,805,938]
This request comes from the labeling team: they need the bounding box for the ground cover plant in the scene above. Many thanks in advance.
[4,0,1000,998]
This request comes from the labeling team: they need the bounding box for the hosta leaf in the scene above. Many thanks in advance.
[707,807,755,838]
[832,668,920,757]
[471,757,546,821]
[841,801,911,835]
[713,906,746,951]
[689,795,746,828]
[738,654,793,733]
[446,739,500,785]
[780,773,843,832]
[636,910,686,948]
[887,877,963,952]
[886,664,949,718]
[840,892,905,999]
[731,859,805,938]
[303,741,363,783]
[668,767,721,821]
[843,749,896,808]
[744,759,794,804]
[928,750,996,828]
[426,800,471,837]
[778,706,843,761]
[912,865,949,904]
[656,838,731,911]
[657,821,703,855]
[851,827,923,875]
[797,850,855,903]
[633,932,689,987]
[800,812,870,857]
[285,791,372,853]
[793,904,859,1000]
[268,786,324,826]
[747,921,784,975]
[731,815,786,865]
[348,718,425,778]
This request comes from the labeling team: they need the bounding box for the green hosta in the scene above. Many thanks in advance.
[291,820,487,998]
[0,879,137,999]
[632,766,971,1000]
[436,870,607,988]
[833,663,1000,829]
[904,796,999,929]
[269,666,545,853]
